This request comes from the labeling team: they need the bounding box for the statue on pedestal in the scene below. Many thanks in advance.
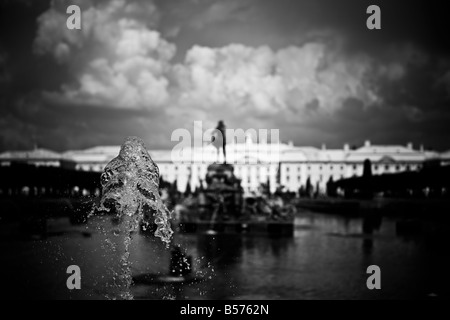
[212,120,227,164]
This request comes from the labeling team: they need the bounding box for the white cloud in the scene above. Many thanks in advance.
[34,0,400,120]
[175,42,381,117]
[35,0,173,109]
[189,0,252,29]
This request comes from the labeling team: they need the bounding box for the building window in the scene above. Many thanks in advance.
[298,176,301,182]
[330,165,333,170]
[385,165,389,170]
[406,165,410,171]
[353,165,357,170]
[319,166,322,170]
[374,165,378,170]
[396,165,400,171]
[307,166,310,170]
[341,166,344,170]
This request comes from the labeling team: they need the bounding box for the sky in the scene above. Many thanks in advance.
[0,0,449,152]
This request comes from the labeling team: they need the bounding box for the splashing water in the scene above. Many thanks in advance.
[97,136,173,299]
[99,136,173,245]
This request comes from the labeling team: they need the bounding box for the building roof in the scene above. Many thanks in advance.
[0,142,445,165]
[64,146,120,155]
[280,147,347,162]
[0,148,61,161]
[345,144,430,162]
[62,146,119,163]
[354,145,413,154]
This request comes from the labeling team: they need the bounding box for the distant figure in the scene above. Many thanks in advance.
[212,120,227,163]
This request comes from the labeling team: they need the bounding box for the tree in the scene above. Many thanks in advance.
[363,159,372,178]
[314,181,320,198]
[298,186,305,197]
[266,176,271,195]
[362,159,373,199]
[171,179,178,192]
[305,177,312,198]
[185,179,192,196]
[326,176,336,197]
[159,175,171,189]
[198,179,204,191]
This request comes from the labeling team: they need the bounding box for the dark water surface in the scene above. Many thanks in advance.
[1,210,449,299]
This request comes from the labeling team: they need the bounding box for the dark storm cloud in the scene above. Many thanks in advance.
[0,0,449,152]
[1,91,168,151]
[159,0,450,58]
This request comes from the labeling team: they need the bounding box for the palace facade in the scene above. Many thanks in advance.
[1,139,447,195]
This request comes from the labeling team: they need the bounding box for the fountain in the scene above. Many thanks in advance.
[99,136,173,245]
[97,136,174,299]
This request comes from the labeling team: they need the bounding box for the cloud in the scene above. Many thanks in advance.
[0,115,34,151]
[14,0,446,152]
[174,42,384,119]
[163,25,180,39]
[34,0,173,109]
[33,0,407,118]
[435,68,450,98]
[0,48,11,87]
[189,0,253,29]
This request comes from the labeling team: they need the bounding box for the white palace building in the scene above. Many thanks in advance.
[1,139,448,195]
